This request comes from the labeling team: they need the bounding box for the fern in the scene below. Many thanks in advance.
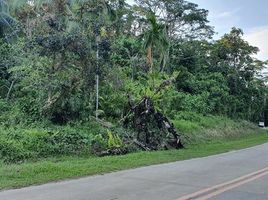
[107,130,123,149]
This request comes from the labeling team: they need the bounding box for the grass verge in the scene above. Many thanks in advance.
[1,129,268,190]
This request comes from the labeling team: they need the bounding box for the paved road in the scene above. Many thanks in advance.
[1,143,268,200]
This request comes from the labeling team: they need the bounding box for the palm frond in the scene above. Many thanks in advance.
[0,0,17,38]
[0,0,9,13]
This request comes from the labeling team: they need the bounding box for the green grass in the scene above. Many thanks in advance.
[173,112,259,144]
[1,130,268,190]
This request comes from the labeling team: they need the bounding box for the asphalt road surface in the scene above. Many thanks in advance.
[1,143,268,200]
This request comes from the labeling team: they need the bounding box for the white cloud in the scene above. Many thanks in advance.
[212,8,240,20]
[208,8,241,38]
[216,11,233,18]
[244,27,268,61]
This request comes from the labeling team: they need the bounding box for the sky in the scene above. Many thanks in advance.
[127,0,268,61]
[190,0,268,61]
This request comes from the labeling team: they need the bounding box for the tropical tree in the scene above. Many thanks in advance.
[209,28,266,119]
[74,0,116,119]
[6,0,117,121]
[1,0,266,128]
[141,13,169,73]
[135,0,214,39]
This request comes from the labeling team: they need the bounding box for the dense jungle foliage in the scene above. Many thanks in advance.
[0,0,267,162]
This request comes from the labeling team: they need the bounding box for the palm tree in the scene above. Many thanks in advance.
[141,13,169,73]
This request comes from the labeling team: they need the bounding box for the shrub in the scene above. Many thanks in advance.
[51,128,91,155]
[0,137,32,163]
[91,134,107,153]
[21,129,56,157]
[0,124,96,163]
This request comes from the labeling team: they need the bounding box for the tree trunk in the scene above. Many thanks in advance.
[96,74,99,119]
[146,46,153,73]
[6,80,14,101]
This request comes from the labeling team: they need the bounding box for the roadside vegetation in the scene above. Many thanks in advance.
[1,124,268,190]
[1,0,268,189]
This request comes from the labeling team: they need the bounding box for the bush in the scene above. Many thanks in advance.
[51,128,92,155]
[20,129,53,157]
[0,135,32,163]
[0,124,99,163]
[91,134,108,153]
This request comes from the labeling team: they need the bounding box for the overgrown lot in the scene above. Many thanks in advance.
[0,112,265,164]
[0,124,267,190]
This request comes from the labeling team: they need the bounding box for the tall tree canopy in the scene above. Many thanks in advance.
[0,0,266,126]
